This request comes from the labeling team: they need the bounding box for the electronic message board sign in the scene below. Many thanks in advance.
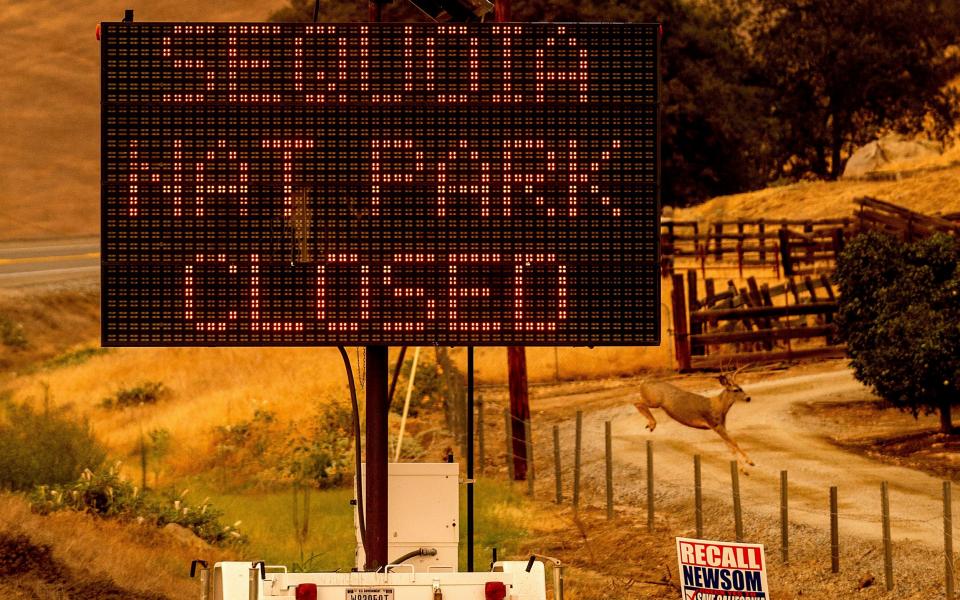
[101,22,659,346]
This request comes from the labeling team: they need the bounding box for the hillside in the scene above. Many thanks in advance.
[674,144,960,223]
[0,0,286,242]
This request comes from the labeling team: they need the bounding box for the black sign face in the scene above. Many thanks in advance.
[101,22,659,346]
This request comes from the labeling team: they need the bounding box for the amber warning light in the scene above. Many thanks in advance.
[100,22,660,346]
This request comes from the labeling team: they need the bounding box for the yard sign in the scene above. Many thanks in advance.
[676,537,770,600]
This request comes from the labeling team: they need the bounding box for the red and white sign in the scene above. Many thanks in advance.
[676,537,769,600]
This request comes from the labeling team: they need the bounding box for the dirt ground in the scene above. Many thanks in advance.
[481,360,957,599]
[800,399,960,482]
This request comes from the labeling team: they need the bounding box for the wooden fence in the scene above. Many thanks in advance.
[660,218,849,279]
[659,197,960,370]
[853,197,960,241]
[669,269,844,371]
[661,196,960,281]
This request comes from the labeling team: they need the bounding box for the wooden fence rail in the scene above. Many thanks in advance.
[671,269,844,371]
[662,197,959,280]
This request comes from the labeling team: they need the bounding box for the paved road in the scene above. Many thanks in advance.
[0,237,100,288]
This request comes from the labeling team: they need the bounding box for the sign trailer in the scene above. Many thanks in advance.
[101,18,660,595]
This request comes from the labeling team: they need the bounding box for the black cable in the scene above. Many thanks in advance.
[388,547,438,568]
[338,346,367,556]
[312,0,320,22]
[387,345,408,407]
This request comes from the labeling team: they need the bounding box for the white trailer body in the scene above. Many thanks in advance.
[212,560,547,600]
[355,463,460,571]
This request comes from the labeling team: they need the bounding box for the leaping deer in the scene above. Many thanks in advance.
[633,367,754,466]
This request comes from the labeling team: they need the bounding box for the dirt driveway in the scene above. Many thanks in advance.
[539,365,949,548]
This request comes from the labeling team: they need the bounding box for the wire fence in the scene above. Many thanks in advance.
[480,405,958,598]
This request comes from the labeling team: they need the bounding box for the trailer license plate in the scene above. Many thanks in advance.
[345,588,394,600]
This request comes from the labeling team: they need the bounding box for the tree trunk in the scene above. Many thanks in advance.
[829,112,843,180]
[940,400,954,434]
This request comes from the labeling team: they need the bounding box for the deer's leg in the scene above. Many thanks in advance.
[633,402,658,432]
[712,424,754,466]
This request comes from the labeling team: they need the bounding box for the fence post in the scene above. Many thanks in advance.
[778,227,793,277]
[946,481,955,600]
[780,471,789,564]
[573,410,582,512]
[758,221,767,264]
[830,486,839,573]
[688,270,703,356]
[694,455,703,538]
[605,421,614,520]
[731,461,743,542]
[714,223,723,261]
[882,481,894,591]
[504,409,515,483]
[478,395,485,475]
[525,419,535,497]
[647,440,654,532]
[671,274,692,371]
[553,425,562,504]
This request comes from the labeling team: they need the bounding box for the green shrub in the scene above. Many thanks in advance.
[30,463,245,546]
[391,356,445,417]
[282,399,354,489]
[101,381,167,409]
[0,316,27,349]
[0,394,106,491]
[44,347,109,370]
[835,231,960,432]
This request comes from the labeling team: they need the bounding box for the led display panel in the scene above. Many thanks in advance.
[101,22,659,346]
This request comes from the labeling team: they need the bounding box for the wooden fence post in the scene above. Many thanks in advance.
[945,481,955,600]
[758,221,767,264]
[553,425,562,504]
[780,471,789,564]
[731,461,743,542]
[671,274,691,371]
[830,486,840,573]
[525,419,535,496]
[778,227,793,277]
[882,481,894,591]
[605,421,614,520]
[694,455,703,538]
[647,440,654,532]
[504,409,514,483]
[573,411,582,512]
[688,270,703,356]
[714,223,723,261]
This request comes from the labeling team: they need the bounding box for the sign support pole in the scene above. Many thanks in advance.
[362,1,390,573]
[365,345,389,571]
[467,346,475,571]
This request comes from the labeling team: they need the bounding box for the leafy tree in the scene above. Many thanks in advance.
[835,231,960,433]
[752,0,960,180]
[517,0,776,204]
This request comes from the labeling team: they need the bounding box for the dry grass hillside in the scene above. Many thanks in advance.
[0,492,232,597]
[675,144,960,223]
[5,341,670,470]
[0,0,285,241]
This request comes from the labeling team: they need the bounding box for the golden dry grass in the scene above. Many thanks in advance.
[0,0,286,241]
[0,286,100,372]
[675,152,960,223]
[1,296,670,472]
[0,492,232,598]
